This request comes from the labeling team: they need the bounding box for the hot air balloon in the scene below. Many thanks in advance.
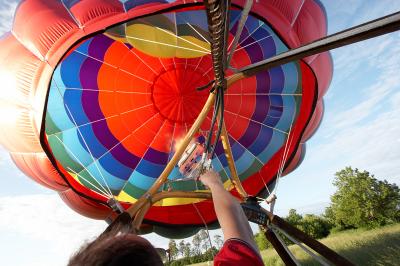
[0,0,332,238]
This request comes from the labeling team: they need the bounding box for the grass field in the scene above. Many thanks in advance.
[190,223,400,266]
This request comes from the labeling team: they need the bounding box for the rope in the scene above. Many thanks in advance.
[271,109,297,196]
[203,0,229,88]
[227,0,253,67]
[193,203,215,257]
[202,0,230,162]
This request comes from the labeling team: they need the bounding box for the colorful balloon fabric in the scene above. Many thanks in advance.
[0,0,332,238]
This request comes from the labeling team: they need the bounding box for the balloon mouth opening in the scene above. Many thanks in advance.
[151,66,210,124]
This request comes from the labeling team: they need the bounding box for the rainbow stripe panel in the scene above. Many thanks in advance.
[45,8,302,205]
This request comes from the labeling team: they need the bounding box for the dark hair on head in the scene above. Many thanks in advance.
[68,219,163,266]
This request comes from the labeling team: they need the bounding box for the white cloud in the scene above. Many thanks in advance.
[323,0,400,34]
[317,106,400,182]
[318,29,400,182]
[0,1,18,36]
[331,32,400,85]
[0,193,229,265]
[0,194,107,266]
[330,68,400,130]
[320,30,400,135]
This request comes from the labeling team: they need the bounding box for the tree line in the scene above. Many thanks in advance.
[255,167,400,249]
[164,230,222,265]
[165,167,400,264]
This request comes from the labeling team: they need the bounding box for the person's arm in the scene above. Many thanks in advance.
[199,170,260,255]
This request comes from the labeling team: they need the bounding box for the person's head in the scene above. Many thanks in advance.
[68,233,163,266]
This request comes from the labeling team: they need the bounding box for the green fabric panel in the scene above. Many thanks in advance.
[154,226,199,239]
[168,179,201,191]
[122,182,148,200]
[45,113,60,135]
[77,169,111,195]
[47,135,84,172]
[239,160,264,181]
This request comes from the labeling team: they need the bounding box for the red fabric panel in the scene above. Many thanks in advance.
[302,100,324,141]
[69,0,125,29]
[310,52,333,98]
[125,0,185,16]
[282,143,306,176]
[292,0,327,45]
[214,239,264,266]
[266,0,307,24]
[59,189,112,220]
[10,152,68,191]
[145,199,216,225]
[12,0,81,64]
[243,61,317,195]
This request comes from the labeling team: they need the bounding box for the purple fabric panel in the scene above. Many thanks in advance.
[238,121,261,148]
[252,96,270,123]
[143,147,169,164]
[79,35,141,170]
[87,34,114,61]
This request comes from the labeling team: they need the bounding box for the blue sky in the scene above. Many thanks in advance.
[0,1,399,265]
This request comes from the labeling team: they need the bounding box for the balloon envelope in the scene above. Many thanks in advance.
[0,0,332,237]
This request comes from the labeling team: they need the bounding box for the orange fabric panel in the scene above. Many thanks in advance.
[12,0,81,64]
[151,121,174,153]
[0,34,45,152]
[59,189,111,220]
[10,152,68,191]
[69,0,124,27]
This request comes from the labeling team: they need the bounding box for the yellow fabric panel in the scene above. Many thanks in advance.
[104,32,127,43]
[117,179,234,206]
[177,35,210,58]
[116,190,138,204]
[116,191,206,207]
[69,171,82,185]
[125,24,210,58]
[158,196,206,206]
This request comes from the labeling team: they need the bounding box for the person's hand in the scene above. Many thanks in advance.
[199,170,223,190]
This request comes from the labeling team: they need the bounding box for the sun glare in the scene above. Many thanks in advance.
[0,71,19,102]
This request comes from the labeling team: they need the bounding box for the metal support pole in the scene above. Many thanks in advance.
[126,93,216,218]
[228,11,400,84]
[220,122,247,198]
[270,215,354,266]
[264,227,297,266]
[131,191,213,232]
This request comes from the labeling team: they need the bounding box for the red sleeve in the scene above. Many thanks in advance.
[214,239,264,266]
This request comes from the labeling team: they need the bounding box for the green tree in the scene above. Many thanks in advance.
[327,167,400,229]
[254,228,270,250]
[184,242,192,258]
[286,209,303,227]
[192,233,201,255]
[213,234,223,249]
[300,214,332,239]
[199,229,210,252]
[168,239,178,260]
[178,240,186,258]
